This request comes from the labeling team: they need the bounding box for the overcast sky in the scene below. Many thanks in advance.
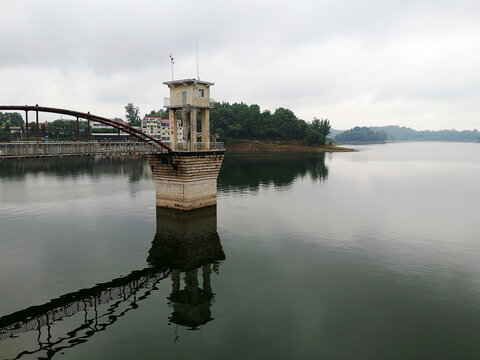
[1,0,479,130]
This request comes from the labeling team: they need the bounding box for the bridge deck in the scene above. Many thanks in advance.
[0,141,226,159]
[0,141,161,159]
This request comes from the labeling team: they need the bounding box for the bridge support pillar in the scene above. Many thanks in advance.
[147,151,224,211]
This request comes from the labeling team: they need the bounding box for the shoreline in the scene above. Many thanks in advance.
[224,139,354,153]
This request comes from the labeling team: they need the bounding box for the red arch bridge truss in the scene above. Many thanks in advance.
[0,105,172,152]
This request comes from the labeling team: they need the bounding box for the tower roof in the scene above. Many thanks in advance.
[163,78,214,87]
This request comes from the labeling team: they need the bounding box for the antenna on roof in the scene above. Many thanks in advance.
[169,54,174,80]
[196,36,200,80]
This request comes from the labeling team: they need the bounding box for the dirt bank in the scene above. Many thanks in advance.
[224,139,354,153]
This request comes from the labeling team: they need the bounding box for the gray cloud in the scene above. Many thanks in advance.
[1,0,480,129]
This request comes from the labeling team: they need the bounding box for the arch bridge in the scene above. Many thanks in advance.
[0,105,172,153]
[0,104,225,210]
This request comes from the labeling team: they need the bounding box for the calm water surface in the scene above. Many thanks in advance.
[0,142,480,359]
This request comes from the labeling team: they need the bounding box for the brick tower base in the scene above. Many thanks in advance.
[147,151,224,210]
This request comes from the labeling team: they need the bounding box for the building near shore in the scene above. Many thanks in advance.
[91,120,131,131]
[9,126,22,134]
[141,116,183,142]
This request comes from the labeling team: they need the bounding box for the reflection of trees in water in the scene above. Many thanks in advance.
[2,153,328,190]
[0,156,151,182]
[0,207,224,359]
[218,153,329,191]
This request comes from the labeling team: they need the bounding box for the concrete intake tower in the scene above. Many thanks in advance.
[147,79,224,210]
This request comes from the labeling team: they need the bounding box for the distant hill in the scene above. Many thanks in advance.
[329,128,343,139]
[333,125,480,143]
[334,127,387,143]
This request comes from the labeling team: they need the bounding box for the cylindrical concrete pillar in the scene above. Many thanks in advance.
[190,109,197,150]
[201,108,210,150]
[170,109,177,150]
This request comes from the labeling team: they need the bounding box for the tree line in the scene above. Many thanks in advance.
[334,125,480,143]
[209,102,331,145]
[5,106,480,145]
[0,112,24,141]
[1,105,143,141]
[0,112,99,141]
[369,125,480,142]
[1,103,332,145]
[142,101,332,145]
[0,110,128,141]
[334,127,387,143]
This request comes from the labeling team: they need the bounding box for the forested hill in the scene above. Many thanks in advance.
[209,102,331,145]
[370,125,480,142]
[333,125,480,142]
[335,127,387,143]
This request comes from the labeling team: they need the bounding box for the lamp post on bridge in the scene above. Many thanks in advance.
[87,113,91,142]
[36,105,39,156]
[87,112,91,154]
[76,117,79,142]
[25,110,29,143]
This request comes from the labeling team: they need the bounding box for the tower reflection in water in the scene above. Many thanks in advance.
[0,206,224,359]
[149,206,225,330]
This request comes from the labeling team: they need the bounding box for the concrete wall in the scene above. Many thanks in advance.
[168,83,210,100]
[167,82,211,108]
[147,152,224,210]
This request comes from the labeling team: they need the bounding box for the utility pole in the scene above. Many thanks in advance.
[196,36,200,80]
[169,54,175,80]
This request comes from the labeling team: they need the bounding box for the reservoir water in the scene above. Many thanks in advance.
[1,142,479,359]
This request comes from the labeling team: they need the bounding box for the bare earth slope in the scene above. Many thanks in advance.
[225,139,354,153]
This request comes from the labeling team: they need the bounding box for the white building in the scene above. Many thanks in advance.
[91,122,112,130]
[141,116,183,143]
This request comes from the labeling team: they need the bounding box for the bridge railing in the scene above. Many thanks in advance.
[0,141,224,158]
[164,95,213,108]
[0,141,166,159]
[168,142,225,152]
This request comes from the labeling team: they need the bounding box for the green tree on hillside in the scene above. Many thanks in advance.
[335,127,387,143]
[125,103,140,126]
[0,112,24,126]
[306,118,331,145]
[209,101,314,142]
[41,123,48,137]
[49,120,77,138]
[0,127,11,141]
[146,109,169,118]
